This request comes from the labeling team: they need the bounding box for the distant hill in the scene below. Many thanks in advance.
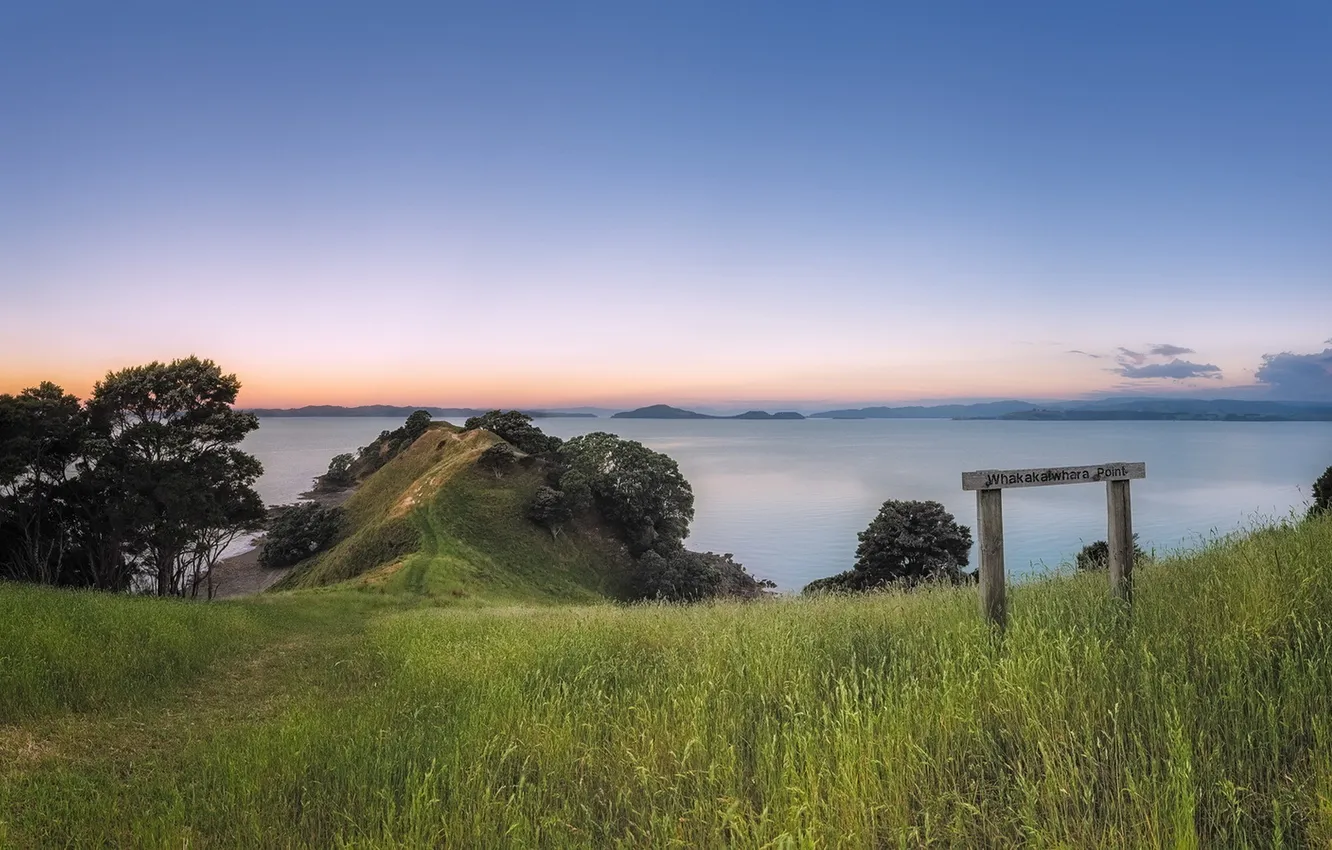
[612,405,805,420]
[242,405,595,419]
[810,398,1332,421]
[810,401,1038,419]
[993,400,1332,422]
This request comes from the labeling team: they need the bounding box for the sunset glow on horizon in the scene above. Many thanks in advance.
[4,3,1330,408]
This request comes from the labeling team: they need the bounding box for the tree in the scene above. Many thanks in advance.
[260,503,343,568]
[403,410,433,442]
[1311,465,1332,518]
[86,357,265,597]
[324,453,356,486]
[462,410,562,455]
[557,432,694,554]
[0,383,89,584]
[528,485,573,538]
[477,443,520,478]
[1075,535,1147,571]
[634,546,773,602]
[804,499,972,593]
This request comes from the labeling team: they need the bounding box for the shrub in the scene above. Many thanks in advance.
[1075,535,1147,571]
[462,410,561,455]
[557,432,694,554]
[634,547,771,602]
[324,453,355,487]
[477,443,520,479]
[528,486,573,537]
[804,499,972,593]
[259,503,344,568]
[1311,465,1332,518]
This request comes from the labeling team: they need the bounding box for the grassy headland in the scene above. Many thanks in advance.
[3,514,1331,846]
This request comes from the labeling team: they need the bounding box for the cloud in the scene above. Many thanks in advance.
[1148,343,1195,357]
[1118,359,1222,380]
[1066,349,1104,359]
[1116,347,1146,365]
[1254,347,1332,400]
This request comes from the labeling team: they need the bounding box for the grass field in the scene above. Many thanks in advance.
[2,515,1331,847]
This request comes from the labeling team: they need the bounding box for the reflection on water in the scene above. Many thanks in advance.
[243,417,1330,590]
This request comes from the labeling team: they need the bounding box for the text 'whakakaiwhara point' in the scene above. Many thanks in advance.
[962,462,1147,491]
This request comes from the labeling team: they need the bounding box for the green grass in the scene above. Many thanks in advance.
[278,422,635,603]
[3,517,1332,846]
[0,584,279,723]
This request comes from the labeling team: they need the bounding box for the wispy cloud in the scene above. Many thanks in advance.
[1116,347,1146,365]
[1118,360,1222,380]
[1148,343,1195,357]
[1066,349,1104,359]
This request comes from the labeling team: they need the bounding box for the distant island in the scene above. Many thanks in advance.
[811,399,1332,422]
[242,405,596,419]
[612,404,805,421]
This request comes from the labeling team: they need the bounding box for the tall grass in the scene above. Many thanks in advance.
[0,583,274,723]
[4,517,1332,846]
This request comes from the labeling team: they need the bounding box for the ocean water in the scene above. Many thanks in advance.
[241,417,1331,590]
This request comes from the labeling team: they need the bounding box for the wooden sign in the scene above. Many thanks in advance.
[962,460,1147,628]
[962,462,1146,491]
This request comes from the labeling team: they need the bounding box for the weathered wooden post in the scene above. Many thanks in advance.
[963,462,1146,626]
[1106,478,1133,602]
[976,487,1006,627]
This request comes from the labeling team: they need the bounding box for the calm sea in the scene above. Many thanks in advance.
[242,417,1331,590]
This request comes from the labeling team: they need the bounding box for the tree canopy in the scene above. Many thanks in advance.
[1311,465,1332,518]
[462,410,562,456]
[0,357,266,597]
[805,499,972,593]
[556,431,694,554]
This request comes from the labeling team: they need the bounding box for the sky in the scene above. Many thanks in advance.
[2,1,1330,409]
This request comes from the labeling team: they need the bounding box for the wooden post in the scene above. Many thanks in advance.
[976,488,1006,628]
[1106,479,1133,603]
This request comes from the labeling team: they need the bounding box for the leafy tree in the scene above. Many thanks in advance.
[403,410,433,442]
[1075,535,1147,571]
[462,410,562,455]
[323,453,356,487]
[87,357,265,597]
[1311,465,1332,518]
[635,546,772,602]
[528,485,573,538]
[260,503,344,568]
[477,443,520,478]
[557,432,694,554]
[804,500,972,593]
[0,383,89,584]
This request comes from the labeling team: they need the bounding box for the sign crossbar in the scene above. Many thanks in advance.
[962,462,1145,491]
[961,460,1147,628]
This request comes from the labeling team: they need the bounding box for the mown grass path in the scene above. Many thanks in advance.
[0,596,382,847]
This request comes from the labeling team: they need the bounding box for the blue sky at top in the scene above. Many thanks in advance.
[2,1,1329,406]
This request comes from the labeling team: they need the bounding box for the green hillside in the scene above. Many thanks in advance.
[3,515,1332,846]
[276,422,636,603]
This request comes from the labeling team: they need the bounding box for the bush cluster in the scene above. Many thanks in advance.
[259,503,344,569]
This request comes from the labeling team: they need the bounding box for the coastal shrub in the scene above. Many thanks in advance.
[1075,535,1147,571]
[1311,464,1332,518]
[323,453,355,487]
[260,503,344,568]
[557,431,695,554]
[476,443,520,478]
[805,499,972,593]
[528,485,573,537]
[462,410,562,455]
[635,546,773,601]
